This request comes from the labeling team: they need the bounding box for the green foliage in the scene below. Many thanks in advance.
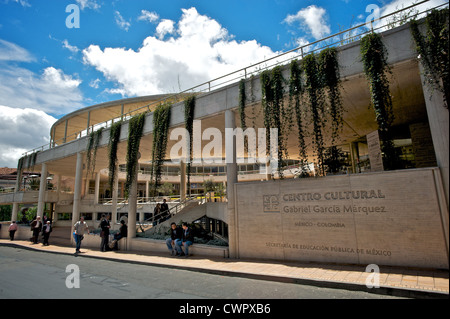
[125,112,147,197]
[323,146,347,174]
[303,53,326,174]
[360,32,397,170]
[184,95,196,195]
[108,121,122,192]
[318,48,344,143]
[86,127,104,177]
[157,182,174,196]
[411,8,449,109]
[260,66,287,178]
[289,59,307,168]
[151,103,172,193]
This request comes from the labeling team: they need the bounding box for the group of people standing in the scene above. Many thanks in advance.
[166,222,195,257]
[7,215,52,245]
[72,214,127,254]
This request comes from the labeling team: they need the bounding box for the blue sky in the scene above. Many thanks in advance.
[0,0,447,168]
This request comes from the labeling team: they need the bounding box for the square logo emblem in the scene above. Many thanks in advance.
[263,195,280,213]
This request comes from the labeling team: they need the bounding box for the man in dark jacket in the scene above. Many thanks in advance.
[166,222,183,256]
[176,222,194,257]
[42,221,52,246]
[100,214,111,252]
[30,216,42,244]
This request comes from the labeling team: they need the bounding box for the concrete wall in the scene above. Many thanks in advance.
[234,168,449,269]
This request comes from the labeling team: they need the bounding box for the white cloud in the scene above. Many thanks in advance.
[156,19,175,39]
[75,0,100,10]
[115,11,131,31]
[0,105,56,168]
[11,0,31,7]
[0,64,84,115]
[82,7,279,96]
[284,5,331,40]
[62,39,80,53]
[138,10,159,23]
[0,39,35,62]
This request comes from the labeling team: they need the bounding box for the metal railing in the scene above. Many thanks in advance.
[22,0,446,157]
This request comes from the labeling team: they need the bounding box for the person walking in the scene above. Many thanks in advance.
[99,214,111,252]
[42,221,52,246]
[8,221,18,241]
[73,216,89,254]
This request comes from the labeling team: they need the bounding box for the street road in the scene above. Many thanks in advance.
[0,246,404,300]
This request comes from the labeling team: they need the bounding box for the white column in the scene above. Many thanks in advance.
[71,153,83,240]
[225,109,238,258]
[12,203,19,223]
[111,166,119,226]
[127,173,138,250]
[37,163,47,217]
[94,172,100,204]
[180,160,186,201]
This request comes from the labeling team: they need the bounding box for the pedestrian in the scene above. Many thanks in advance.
[8,221,18,241]
[110,219,127,251]
[153,203,161,226]
[30,216,42,244]
[176,222,194,258]
[161,199,170,222]
[73,216,89,254]
[99,214,111,252]
[42,221,52,246]
[166,222,183,256]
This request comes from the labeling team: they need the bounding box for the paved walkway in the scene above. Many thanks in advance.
[1,239,448,299]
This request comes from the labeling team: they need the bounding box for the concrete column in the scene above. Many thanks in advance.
[419,64,449,208]
[111,167,119,226]
[127,173,138,250]
[94,172,100,204]
[145,180,149,200]
[37,163,47,217]
[12,203,19,223]
[225,109,238,258]
[180,160,186,201]
[71,152,84,240]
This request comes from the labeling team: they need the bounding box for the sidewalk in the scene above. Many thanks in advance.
[1,239,448,299]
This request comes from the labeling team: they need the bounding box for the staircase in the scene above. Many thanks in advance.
[143,197,208,236]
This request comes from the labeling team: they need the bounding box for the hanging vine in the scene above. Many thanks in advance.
[410,8,449,110]
[318,47,344,144]
[125,112,147,198]
[260,66,287,178]
[289,59,308,170]
[303,53,326,175]
[238,79,248,152]
[151,102,172,194]
[108,121,122,192]
[184,95,196,196]
[360,32,397,170]
[86,127,104,178]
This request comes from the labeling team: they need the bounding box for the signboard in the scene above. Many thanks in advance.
[235,168,448,269]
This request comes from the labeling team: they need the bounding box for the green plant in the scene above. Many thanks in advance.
[303,53,326,175]
[157,182,174,196]
[86,127,104,177]
[323,146,347,174]
[151,102,172,193]
[184,95,196,195]
[360,32,397,170]
[260,66,287,178]
[108,121,122,192]
[318,47,344,144]
[125,112,147,197]
[411,8,449,109]
[288,59,308,169]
